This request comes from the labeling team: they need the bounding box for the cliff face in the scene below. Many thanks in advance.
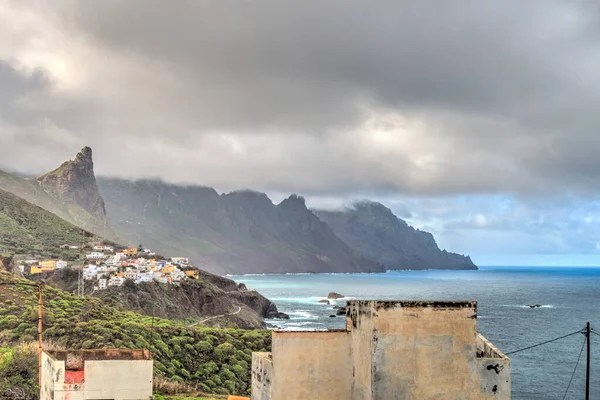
[36,146,106,221]
[315,201,477,270]
[97,179,384,274]
[47,267,283,329]
[0,147,108,236]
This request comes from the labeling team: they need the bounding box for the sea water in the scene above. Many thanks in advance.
[230,266,600,399]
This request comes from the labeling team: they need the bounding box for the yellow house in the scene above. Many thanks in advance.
[30,265,43,274]
[185,270,199,279]
[161,265,174,273]
[40,260,56,271]
[123,247,138,257]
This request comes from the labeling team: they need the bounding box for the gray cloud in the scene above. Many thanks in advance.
[1,0,600,196]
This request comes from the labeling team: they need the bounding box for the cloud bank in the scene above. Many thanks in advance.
[2,1,600,264]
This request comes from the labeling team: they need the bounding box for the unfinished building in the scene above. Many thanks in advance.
[252,300,510,400]
[41,348,153,400]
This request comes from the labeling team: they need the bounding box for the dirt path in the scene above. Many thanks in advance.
[187,306,241,327]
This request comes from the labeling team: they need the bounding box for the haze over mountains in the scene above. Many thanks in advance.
[0,147,476,274]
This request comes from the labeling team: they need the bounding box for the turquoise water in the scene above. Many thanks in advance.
[230,266,600,399]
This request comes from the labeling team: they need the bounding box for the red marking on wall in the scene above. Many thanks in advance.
[64,370,85,384]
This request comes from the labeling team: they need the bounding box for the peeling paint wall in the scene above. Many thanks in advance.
[84,359,153,399]
[251,353,273,400]
[270,331,352,400]
[355,301,480,399]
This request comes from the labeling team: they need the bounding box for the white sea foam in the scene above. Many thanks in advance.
[287,310,319,319]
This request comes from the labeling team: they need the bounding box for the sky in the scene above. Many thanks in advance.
[2,0,600,266]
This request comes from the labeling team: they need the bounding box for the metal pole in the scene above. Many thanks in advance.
[586,321,591,400]
[38,282,43,388]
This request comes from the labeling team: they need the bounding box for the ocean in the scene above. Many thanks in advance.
[230,266,600,399]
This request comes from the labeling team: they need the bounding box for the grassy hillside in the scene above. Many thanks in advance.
[0,188,98,260]
[0,170,104,236]
[0,271,271,397]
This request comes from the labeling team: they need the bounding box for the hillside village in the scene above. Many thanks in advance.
[19,243,200,290]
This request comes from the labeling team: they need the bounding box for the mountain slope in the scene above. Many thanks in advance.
[0,187,98,261]
[0,271,271,396]
[0,147,107,235]
[98,178,383,274]
[45,267,286,329]
[314,201,477,270]
[0,186,281,329]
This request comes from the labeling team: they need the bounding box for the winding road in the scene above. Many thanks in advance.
[187,306,241,327]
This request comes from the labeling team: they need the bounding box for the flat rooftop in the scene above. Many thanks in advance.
[45,349,151,363]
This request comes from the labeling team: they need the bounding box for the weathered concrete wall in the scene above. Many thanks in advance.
[84,359,153,399]
[348,300,374,399]
[251,352,273,400]
[478,358,511,400]
[477,334,511,399]
[347,300,489,400]
[41,350,152,400]
[41,352,61,400]
[270,330,351,400]
[251,301,511,400]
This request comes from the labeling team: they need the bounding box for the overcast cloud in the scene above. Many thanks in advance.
[2,1,600,264]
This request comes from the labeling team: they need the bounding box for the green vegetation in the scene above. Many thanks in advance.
[0,169,103,237]
[0,342,38,400]
[0,188,98,260]
[0,272,271,397]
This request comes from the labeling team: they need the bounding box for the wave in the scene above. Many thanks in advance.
[519,304,554,308]
[286,310,319,319]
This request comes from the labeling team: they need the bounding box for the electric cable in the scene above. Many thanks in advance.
[505,329,585,356]
[561,336,586,400]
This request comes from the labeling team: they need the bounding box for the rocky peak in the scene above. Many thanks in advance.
[278,194,307,211]
[36,146,106,220]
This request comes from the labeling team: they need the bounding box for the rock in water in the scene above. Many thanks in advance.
[328,292,344,299]
[329,315,336,318]
[318,299,330,304]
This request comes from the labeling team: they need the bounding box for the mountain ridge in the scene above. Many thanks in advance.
[314,201,477,270]
[97,177,384,274]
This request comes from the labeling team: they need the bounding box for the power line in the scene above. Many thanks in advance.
[562,336,587,400]
[505,329,585,356]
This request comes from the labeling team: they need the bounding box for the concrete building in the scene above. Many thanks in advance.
[41,349,153,400]
[97,278,107,290]
[252,300,510,400]
[85,252,106,260]
[40,260,57,272]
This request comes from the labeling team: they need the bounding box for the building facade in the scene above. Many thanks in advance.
[252,300,510,400]
[41,349,153,400]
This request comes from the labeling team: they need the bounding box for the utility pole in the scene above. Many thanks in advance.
[38,281,43,387]
[586,321,591,400]
[77,236,85,298]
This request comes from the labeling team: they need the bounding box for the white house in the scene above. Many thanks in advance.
[171,268,186,282]
[171,257,189,265]
[108,276,125,287]
[93,245,114,252]
[83,265,98,281]
[97,278,108,290]
[86,252,106,260]
[152,272,168,284]
[56,260,68,269]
